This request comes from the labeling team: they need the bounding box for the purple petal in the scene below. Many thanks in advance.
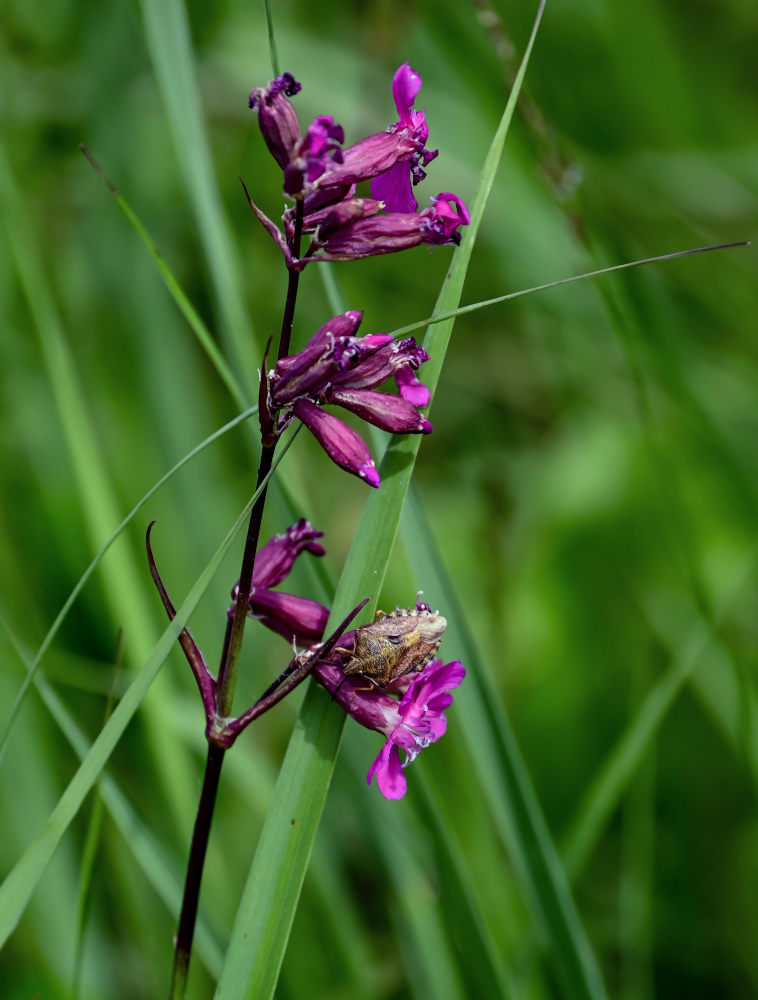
[293,398,380,487]
[426,692,454,713]
[420,193,471,245]
[271,311,364,404]
[392,62,423,126]
[429,659,467,690]
[368,741,408,799]
[330,343,396,391]
[303,310,364,350]
[252,518,325,588]
[367,740,392,784]
[319,131,419,190]
[409,660,466,701]
[426,715,447,740]
[394,366,431,408]
[327,387,432,434]
[370,161,417,213]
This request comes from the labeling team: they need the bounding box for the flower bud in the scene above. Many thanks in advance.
[249,73,303,171]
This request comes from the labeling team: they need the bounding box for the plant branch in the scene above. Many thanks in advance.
[169,744,225,1000]
[216,598,369,745]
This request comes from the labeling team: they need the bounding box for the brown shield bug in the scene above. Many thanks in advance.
[338,604,447,687]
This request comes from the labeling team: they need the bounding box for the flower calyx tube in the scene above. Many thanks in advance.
[309,192,471,262]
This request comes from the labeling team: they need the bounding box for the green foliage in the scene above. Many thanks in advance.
[1,1,757,998]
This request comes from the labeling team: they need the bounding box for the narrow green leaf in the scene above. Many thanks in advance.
[71,637,122,999]
[0,427,298,948]
[0,403,257,759]
[0,139,199,829]
[0,492,252,948]
[563,560,756,879]
[0,613,224,978]
[139,0,258,392]
[81,147,249,412]
[413,772,516,998]
[400,490,606,999]
[263,0,280,77]
[389,242,749,341]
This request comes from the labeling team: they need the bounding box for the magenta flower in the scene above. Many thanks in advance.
[313,657,466,800]
[268,312,433,486]
[367,659,466,798]
[231,519,329,644]
[315,62,438,213]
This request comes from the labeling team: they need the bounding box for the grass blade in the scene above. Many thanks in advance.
[0,427,298,948]
[0,612,224,978]
[80,147,249,412]
[390,242,749,341]
[563,559,756,879]
[0,138,201,829]
[400,489,606,999]
[71,636,122,998]
[0,495,252,948]
[0,403,257,759]
[139,0,258,393]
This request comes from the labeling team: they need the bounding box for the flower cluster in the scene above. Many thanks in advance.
[264,310,432,486]
[244,64,468,795]
[154,62,468,800]
[248,62,469,267]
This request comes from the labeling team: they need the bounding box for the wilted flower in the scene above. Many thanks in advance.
[311,192,470,261]
[249,74,344,197]
[231,519,329,644]
[267,312,432,486]
[314,657,466,800]
[248,73,303,172]
[283,115,344,196]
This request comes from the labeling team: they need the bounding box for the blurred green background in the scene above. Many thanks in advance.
[2,0,757,997]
